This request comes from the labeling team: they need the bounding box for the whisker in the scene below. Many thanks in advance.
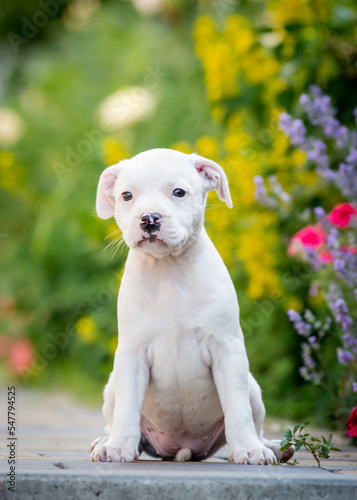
[110,237,127,261]
[105,229,122,240]
[205,204,222,210]
[103,235,124,252]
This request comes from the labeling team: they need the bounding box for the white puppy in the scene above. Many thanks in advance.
[91,148,290,465]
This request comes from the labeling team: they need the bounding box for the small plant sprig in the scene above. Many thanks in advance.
[280,421,341,468]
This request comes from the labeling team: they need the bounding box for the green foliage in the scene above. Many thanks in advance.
[280,421,341,467]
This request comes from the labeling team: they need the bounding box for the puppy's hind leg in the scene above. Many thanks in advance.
[91,371,115,452]
[249,374,294,463]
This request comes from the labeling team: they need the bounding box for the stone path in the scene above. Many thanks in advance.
[0,389,356,499]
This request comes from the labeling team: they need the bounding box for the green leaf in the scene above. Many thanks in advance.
[310,437,320,442]
[295,442,303,451]
[293,423,306,434]
[284,429,293,440]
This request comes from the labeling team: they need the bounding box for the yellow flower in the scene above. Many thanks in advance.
[291,149,307,168]
[102,137,128,166]
[234,211,281,298]
[242,48,280,85]
[194,16,217,59]
[195,136,219,160]
[76,316,97,344]
[225,14,255,55]
[170,141,193,154]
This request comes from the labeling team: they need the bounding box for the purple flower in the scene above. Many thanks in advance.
[337,348,354,365]
[309,85,322,98]
[354,107,357,125]
[353,382,357,393]
[314,206,325,219]
[302,342,316,369]
[334,258,345,271]
[334,125,349,149]
[326,284,354,333]
[290,119,307,147]
[287,309,312,336]
[326,227,340,249]
[253,175,277,208]
[308,95,335,125]
[342,333,357,351]
[308,335,318,345]
[335,163,357,198]
[299,93,310,108]
[297,86,349,149]
[307,140,329,169]
[346,149,357,165]
[334,298,353,331]
[278,113,307,148]
[278,112,292,134]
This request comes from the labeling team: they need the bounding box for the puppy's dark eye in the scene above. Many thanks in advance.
[173,188,186,198]
[122,192,133,201]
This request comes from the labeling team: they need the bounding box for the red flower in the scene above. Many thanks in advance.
[328,203,357,228]
[7,339,34,375]
[288,224,327,256]
[346,406,357,437]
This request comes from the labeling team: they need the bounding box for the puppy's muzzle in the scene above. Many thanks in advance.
[140,213,162,234]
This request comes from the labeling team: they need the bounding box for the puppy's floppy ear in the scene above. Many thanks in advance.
[96,163,121,219]
[191,153,233,208]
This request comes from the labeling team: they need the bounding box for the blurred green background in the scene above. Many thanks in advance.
[1,0,357,428]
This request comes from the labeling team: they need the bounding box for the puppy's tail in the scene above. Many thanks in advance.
[175,448,192,462]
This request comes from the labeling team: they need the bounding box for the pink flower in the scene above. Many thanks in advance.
[346,406,357,437]
[318,251,333,263]
[7,339,34,374]
[328,203,357,228]
[288,224,327,256]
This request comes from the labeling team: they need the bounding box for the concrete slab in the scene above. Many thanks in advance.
[0,388,356,500]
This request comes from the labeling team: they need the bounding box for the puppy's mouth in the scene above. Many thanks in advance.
[137,235,166,246]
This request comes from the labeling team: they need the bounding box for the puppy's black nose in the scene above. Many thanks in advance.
[140,213,162,233]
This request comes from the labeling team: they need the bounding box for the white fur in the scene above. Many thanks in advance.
[91,148,282,465]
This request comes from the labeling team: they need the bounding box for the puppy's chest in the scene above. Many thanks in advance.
[120,271,211,330]
[148,323,210,372]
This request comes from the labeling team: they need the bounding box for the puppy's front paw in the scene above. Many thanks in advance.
[261,438,295,463]
[229,445,277,465]
[91,439,138,462]
[90,436,108,451]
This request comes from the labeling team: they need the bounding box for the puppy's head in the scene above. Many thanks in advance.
[96,148,232,257]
